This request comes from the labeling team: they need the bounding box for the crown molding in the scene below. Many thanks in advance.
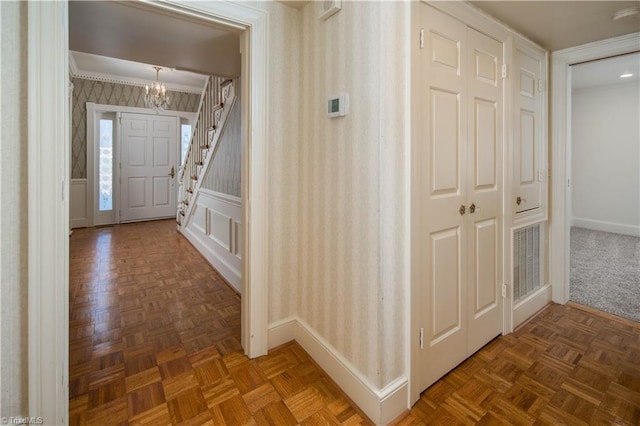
[69,51,78,76]
[68,56,204,94]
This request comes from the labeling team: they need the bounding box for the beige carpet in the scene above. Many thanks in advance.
[570,227,640,322]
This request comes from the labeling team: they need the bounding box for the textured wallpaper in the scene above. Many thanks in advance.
[201,83,241,197]
[299,0,379,386]
[296,1,410,389]
[0,0,29,414]
[262,1,301,324]
[71,78,201,179]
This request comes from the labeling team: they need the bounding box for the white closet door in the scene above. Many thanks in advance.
[514,48,542,213]
[415,4,469,392]
[120,113,177,222]
[466,27,504,354]
[415,4,505,394]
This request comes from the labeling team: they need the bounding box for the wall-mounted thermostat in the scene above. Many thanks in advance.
[327,93,349,118]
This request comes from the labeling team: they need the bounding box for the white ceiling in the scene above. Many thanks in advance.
[470,1,640,51]
[572,52,640,90]
[69,1,241,78]
[69,1,640,86]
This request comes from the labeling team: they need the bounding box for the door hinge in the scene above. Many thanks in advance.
[501,64,508,79]
[419,327,424,349]
[501,283,507,298]
[538,79,545,92]
[419,29,424,49]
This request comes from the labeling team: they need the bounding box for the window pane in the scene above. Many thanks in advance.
[99,119,113,211]
[181,124,192,165]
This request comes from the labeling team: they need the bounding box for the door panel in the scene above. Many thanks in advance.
[474,99,497,189]
[152,176,171,207]
[514,48,542,213]
[416,4,469,392]
[431,227,462,342]
[415,6,504,395]
[473,218,498,314]
[466,27,503,355]
[431,89,461,194]
[121,113,177,222]
[519,110,536,184]
[153,137,171,166]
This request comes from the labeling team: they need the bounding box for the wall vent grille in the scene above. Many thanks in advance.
[513,224,541,302]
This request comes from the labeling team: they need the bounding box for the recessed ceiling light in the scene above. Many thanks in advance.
[620,73,634,78]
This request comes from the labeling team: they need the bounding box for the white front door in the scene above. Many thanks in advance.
[414,4,504,393]
[120,113,178,222]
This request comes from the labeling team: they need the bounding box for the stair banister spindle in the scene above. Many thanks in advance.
[178,76,234,226]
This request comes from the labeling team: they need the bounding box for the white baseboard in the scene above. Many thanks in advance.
[513,284,552,328]
[573,217,640,237]
[181,226,241,293]
[267,317,408,425]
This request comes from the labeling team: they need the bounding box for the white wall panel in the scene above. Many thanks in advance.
[70,179,88,228]
[182,190,241,291]
[298,1,409,393]
[572,83,640,235]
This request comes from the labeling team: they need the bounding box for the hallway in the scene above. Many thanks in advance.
[68,220,368,425]
[68,220,640,425]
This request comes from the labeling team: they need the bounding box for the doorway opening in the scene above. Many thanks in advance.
[568,53,640,322]
[549,33,638,311]
[28,1,270,422]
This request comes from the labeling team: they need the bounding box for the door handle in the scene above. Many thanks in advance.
[469,203,479,214]
[459,205,466,215]
[168,166,175,178]
[516,196,526,205]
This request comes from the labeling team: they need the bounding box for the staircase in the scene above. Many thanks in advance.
[177,77,235,226]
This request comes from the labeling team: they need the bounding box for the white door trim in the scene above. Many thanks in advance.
[86,102,196,227]
[28,2,70,424]
[549,32,639,304]
[29,0,269,422]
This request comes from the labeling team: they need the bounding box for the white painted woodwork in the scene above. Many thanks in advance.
[27,1,70,423]
[550,33,640,304]
[85,103,196,227]
[71,179,88,228]
[267,316,409,426]
[466,27,503,355]
[414,4,503,394]
[120,113,178,222]
[31,0,271,420]
[513,44,545,216]
[181,189,241,292]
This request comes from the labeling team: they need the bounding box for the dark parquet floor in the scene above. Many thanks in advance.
[70,219,640,425]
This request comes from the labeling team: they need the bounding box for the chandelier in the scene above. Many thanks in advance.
[144,66,171,111]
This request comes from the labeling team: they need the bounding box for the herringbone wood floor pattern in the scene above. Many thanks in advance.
[70,219,640,425]
[69,220,369,425]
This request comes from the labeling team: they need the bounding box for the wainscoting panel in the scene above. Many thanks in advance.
[181,189,241,292]
[70,179,88,228]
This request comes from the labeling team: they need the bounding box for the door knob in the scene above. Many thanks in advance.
[168,166,175,178]
[516,196,526,205]
[459,205,466,215]
[469,203,479,214]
